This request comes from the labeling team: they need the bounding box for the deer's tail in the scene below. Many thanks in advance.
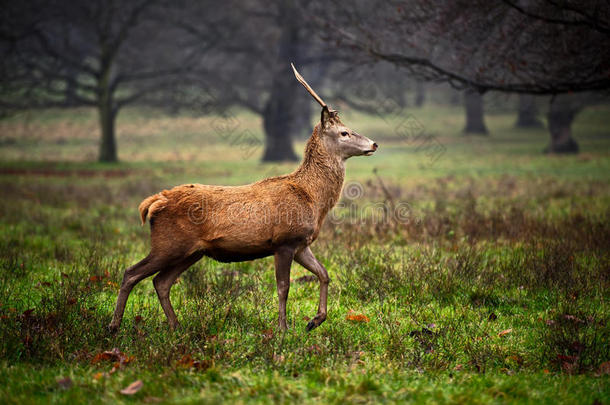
[138,193,168,225]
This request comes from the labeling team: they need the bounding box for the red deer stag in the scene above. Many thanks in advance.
[108,64,378,332]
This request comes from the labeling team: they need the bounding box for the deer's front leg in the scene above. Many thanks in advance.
[274,246,295,330]
[294,246,329,331]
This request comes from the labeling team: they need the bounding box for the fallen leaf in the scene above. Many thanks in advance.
[120,380,143,395]
[192,359,212,371]
[57,377,72,390]
[176,354,211,371]
[134,315,143,324]
[93,372,105,380]
[109,362,121,374]
[176,354,194,369]
[22,308,35,318]
[91,347,134,367]
[261,328,274,341]
[454,364,463,371]
[345,311,370,323]
[498,328,512,337]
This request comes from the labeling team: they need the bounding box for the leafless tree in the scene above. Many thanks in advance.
[313,0,610,152]
[188,0,332,162]
[0,0,221,162]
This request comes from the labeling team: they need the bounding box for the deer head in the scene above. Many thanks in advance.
[291,64,378,160]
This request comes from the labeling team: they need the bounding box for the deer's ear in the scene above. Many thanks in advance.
[321,106,331,128]
[321,107,338,129]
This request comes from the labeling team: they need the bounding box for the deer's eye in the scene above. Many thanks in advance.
[341,131,349,137]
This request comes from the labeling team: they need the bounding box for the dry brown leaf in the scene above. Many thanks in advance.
[262,328,274,342]
[345,311,370,323]
[120,380,143,395]
[176,354,195,369]
[497,328,512,337]
[91,348,133,365]
[176,354,211,371]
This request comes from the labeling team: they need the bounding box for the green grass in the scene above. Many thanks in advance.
[0,104,609,403]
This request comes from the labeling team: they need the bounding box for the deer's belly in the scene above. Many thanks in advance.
[201,228,311,263]
[203,238,275,263]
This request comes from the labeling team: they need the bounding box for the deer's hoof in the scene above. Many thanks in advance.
[306,320,318,332]
[107,323,119,334]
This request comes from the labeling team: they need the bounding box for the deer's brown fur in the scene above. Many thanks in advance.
[108,66,377,333]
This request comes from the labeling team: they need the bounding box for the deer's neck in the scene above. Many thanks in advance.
[292,128,345,221]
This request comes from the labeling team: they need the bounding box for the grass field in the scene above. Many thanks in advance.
[0,104,609,404]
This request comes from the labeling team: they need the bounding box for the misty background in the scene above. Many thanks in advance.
[1,0,608,162]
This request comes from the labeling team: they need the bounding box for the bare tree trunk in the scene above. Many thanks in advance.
[261,4,301,162]
[414,81,425,107]
[463,89,488,134]
[262,93,299,161]
[98,102,118,162]
[97,60,118,162]
[515,94,543,128]
[545,96,579,154]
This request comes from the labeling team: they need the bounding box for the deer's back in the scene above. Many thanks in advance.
[147,179,317,261]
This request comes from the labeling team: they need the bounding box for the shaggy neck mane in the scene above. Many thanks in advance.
[292,124,345,220]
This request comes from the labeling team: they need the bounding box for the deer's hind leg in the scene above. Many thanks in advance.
[153,251,204,330]
[108,253,169,332]
[294,246,329,331]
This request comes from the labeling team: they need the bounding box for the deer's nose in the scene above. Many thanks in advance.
[372,142,378,150]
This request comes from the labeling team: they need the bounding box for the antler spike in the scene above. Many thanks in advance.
[291,63,327,108]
